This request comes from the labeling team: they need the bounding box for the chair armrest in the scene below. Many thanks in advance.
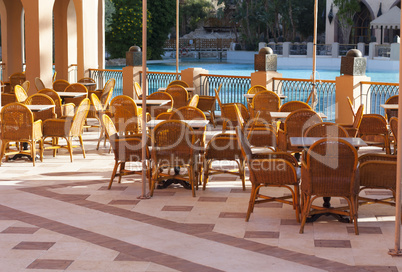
[61,103,75,117]
[277,129,287,151]
[33,120,43,139]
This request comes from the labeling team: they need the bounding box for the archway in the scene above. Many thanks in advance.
[351,2,372,44]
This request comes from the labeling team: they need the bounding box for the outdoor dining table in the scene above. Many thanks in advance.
[270,111,327,121]
[380,104,399,110]
[133,99,170,106]
[25,104,56,112]
[146,119,209,129]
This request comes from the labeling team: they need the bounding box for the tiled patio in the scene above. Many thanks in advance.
[0,122,401,271]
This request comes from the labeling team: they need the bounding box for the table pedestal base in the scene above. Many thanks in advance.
[157,167,191,190]
[306,197,350,223]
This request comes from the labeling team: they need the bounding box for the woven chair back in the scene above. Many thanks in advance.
[346,96,356,118]
[14,85,28,102]
[359,114,388,135]
[304,122,348,138]
[78,77,96,91]
[1,102,34,141]
[91,93,102,112]
[166,85,188,109]
[169,106,206,120]
[247,85,268,94]
[24,93,56,121]
[38,89,63,117]
[21,80,30,93]
[65,83,88,93]
[70,98,90,137]
[134,82,142,98]
[52,79,70,92]
[385,95,399,122]
[358,153,397,190]
[197,96,215,111]
[35,77,46,91]
[188,94,199,107]
[100,78,115,106]
[147,91,173,117]
[102,114,118,138]
[168,80,189,87]
[9,72,26,91]
[110,95,139,134]
[352,104,364,130]
[303,139,358,196]
[280,101,312,112]
[390,117,398,147]
[248,126,277,148]
[284,109,322,137]
[205,133,242,161]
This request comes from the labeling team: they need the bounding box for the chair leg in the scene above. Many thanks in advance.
[190,165,196,197]
[150,165,159,197]
[78,135,86,158]
[30,142,36,167]
[108,161,120,189]
[246,184,258,222]
[118,162,125,183]
[240,159,246,191]
[294,184,300,223]
[299,193,312,234]
[202,160,211,190]
[66,138,73,162]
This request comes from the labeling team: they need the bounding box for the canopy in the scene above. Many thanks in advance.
[370,6,400,29]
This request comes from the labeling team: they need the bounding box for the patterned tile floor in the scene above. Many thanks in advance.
[0,123,401,271]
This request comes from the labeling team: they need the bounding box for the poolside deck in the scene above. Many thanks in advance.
[0,122,400,271]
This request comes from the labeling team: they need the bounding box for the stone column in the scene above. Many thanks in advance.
[181,68,208,95]
[251,47,282,93]
[122,66,143,98]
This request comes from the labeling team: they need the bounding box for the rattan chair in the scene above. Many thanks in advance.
[247,125,277,149]
[279,101,312,112]
[150,120,196,197]
[134,82,143,99]
[24,93,56,122]
[0,102,43,166]
[109,95,141,135]
[346,96,356,119]
[214,85,249,132]
[102,114,151,189]
[235,126,300,222]
[203,133,245,190]
[197,95,216,127]
[78,77,96,91]
[390,117,398,154]
[167,80,189,87]
[304,122,348,138]
[358,153,397,207]
[155,112,173,120]
[249,90,280,121]
[9,72,26,92]
[52,79,70,92]
[384,95,398,123]
[21,80,30,93]
[38,88,75,118]
[277,109,322,152]
[1,93,16,106]
[188,94,199,107]
[166,85,189,109]
[358,114,391,154]
[42,98,90,162]
[299,138,359,235]
[339,104,364,137]
[35,77,46,91]
[246,85,268,94]
[63,83,88,106]
[14,85,28,103]
[147,91,174,118]
[52,71,57,82]
[91,93,108,150]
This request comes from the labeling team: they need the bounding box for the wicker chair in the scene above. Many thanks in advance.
[78,77,96,91]
[277,109,322,152]
[203,133,245,190]
[279,101,312,112]
[109,95,141,135]
[63,83,88,106]
[299,138,359,235]
[0,103,43,166]
[339,104,364,137]
[91,93,108,150]
[42,98,90,162]
[247,125,277,149]
[390,117,398,154]
[1,93,16,106]
[246,85,268,94]
[187,94,199,107]
[304,122,348,138]
[197,95,216,127]
[156,112,173,120]
[21,80,30,93]
[358,153,397,207]
[14,85,28,103]
[9,72,26,93]
[358,114,391,154]
[38,88,75,118]
[35,77,46,91]
[52,71,57,82]
[147,91,173,118]
[24,93,56,122]
[134,82,143,99]
[235,126,300,222]
[346,96,356,119]
[166,85,189,109]
[102,114,151,189]
[52,79,70,92]
[167,80,189,87]
[249,90,280,121]
[384,95,398,123]
[214,85,249,132]
[150,120,196,197]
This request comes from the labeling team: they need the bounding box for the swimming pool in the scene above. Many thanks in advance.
[142,59,399,83]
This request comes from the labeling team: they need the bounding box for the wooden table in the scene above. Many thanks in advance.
[147,119,209,129]
[270,112,327,121]
[289,137,367,148]
[380,104,399,110]
[133,99,170,106]
[25,104,55,112]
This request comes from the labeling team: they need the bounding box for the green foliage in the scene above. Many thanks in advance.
[180,0,214,34]
[106,0,175,60]
[333,0,360,43]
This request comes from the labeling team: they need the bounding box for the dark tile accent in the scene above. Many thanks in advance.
[347,227,382,234]
[162,206,193,212]
[1,227,40,234]
[13,242,55,250]
[27,259,73,270]
[109,200,140,205]
[358,266,398,272]
[219,212,246,218]
[230,189,250,193]
[98,186,128,191]
[211,176,238,181]
[314,240,351,248]
[244,231,280,239]
[198,197,227,202]
[152,191,176,196]
[280,219,299,225]
[365,190,393,196]
[256,202,283,208]
[114,252,143,261]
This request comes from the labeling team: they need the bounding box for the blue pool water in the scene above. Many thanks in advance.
[141,59,399,83]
